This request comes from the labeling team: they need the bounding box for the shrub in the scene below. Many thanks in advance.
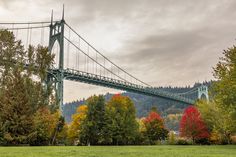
[195,138,210,145]
[231,136,236,145]
[209,131,221,145]
[176,138,192,145]
[168,131,176,145]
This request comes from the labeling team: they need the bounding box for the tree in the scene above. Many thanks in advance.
[142,111,168,144]
[197,100,235,144]
[213,46,236,112]
[0,30,55,145]
[67,105,87,145]
[165,114,182,131]
[179,106,209,143]
[29,107,54,145]
[105,94,139,145]
[29,108,65,146]
[211,45,236,143]
[78,95,107,145]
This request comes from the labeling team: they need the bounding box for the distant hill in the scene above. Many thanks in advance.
[63,81,212,123]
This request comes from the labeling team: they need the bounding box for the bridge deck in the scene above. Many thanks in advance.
[49,68,195,105]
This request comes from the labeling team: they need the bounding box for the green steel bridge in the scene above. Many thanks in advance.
[0,8,208,112]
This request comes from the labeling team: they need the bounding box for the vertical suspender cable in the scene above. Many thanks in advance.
[41,23,44,45]
[93,51,94,74]
[78,37,80,70]
[104,57,105,77]
[12,23,14,36]
[26,23,29,48]
[16,28,18,39]
[67,29,71,68]
[76,49,78,70]
[87,45,89,73]
[29,27,32,46]
[96,51,97,75]
[40,24,43,45]
[84,48,86,72]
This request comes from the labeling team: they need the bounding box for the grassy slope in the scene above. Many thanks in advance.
[0,145,235,157]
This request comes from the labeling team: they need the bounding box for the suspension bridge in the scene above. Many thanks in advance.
[0,9,208,112]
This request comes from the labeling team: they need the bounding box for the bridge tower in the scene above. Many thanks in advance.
[47,8,65,112]
[197,85,209,101]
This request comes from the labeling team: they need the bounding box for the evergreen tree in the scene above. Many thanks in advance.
[0,30,55,145]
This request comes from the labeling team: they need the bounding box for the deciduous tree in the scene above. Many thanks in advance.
[67,105,87,145]
[105,94,139,145]
[78,95,107,145]
[179,106,209,143]
[142,111,168,144]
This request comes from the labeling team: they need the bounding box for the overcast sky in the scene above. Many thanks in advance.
[0,0,236,102]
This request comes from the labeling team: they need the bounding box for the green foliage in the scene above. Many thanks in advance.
[0,30,56,145]
[176,138,192,145]
[76,95,139,145]
[29,108,53,146]
[168,131,176,145]
[212,45,236,123]
[105,94,139,145]
[197,100,235,144]
[78,95,107,145]
[196,45,236,144]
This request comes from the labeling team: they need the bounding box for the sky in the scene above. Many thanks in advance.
[0,0,236,102]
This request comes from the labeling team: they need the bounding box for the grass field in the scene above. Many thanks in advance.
[0,145,235,157]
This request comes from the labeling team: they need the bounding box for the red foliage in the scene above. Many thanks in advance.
[114,93,123,97]
[179,106,210,141]
[144,111,162,123]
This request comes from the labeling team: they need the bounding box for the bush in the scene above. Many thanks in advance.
[231,136,236,145]
[176,138,192,145]
[209,132,221,145]
[195,138,210,145]
[168,131,176,145]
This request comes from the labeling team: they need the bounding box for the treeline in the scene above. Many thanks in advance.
[64,81,212,123]
[67,94,168,145]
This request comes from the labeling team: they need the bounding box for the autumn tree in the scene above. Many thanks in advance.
[29,108,54,145]
[197,99,235,144]
[142,111,168,144]
[0,30,55,145]
[105,94,139,145]
[179,106,209,143]
[211,45,236,143]
[67,105,87,145]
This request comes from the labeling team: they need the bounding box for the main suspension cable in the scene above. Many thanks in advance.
[65,23,151,87]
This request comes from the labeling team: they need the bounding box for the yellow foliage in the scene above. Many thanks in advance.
[67,105,87,144]
[210,131,221,144]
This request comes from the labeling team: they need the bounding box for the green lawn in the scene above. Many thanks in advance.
[0,145,235,157]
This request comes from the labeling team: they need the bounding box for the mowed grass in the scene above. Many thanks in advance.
[0,145,235,157]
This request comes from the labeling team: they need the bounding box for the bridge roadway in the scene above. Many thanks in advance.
[48,68,195,105]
